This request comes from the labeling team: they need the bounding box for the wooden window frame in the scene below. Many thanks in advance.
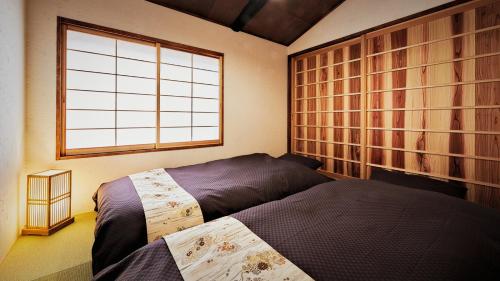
[56,17,224,160]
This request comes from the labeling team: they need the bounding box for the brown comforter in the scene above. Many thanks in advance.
[94,179,500,281]
[92,153,330,274]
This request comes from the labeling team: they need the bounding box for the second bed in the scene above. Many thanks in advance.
[92,153,330,273]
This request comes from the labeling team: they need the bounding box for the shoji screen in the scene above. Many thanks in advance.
[365,0,499,206]
[291,38,365,178]
[65,30,157,150]
[159,47,221,145]
[58,18,224,159]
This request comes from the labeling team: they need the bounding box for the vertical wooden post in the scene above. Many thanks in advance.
[360,35,368,179]
[26,177,30,228]
[68,171,72,220]
[156,43,161,148]
[290,57,296,154]
[47,176,52,228]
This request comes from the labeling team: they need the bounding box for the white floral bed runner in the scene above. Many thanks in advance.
[129,168,204,242]
[163,216,314,281]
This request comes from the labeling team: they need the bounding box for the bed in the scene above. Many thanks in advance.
[92,153,331,274]
[94,179,500,281]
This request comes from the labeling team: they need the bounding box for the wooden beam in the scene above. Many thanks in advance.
[230,0,268,32]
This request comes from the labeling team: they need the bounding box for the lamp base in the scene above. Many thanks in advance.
[22,217,75,236]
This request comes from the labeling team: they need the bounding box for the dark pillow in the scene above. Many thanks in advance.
[370,167,467,199]
[278,153,323,170]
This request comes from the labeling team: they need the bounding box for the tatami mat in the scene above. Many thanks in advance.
[0,212,95,281]
[34,262,92,281]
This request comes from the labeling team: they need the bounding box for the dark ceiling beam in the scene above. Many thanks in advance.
[230,0,268,32]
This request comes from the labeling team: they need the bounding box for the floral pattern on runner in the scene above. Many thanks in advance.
[164,216,314,281]
[129,169,204,242]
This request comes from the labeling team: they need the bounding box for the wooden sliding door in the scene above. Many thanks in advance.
[365,0,499,207]
[289,0,499,208]
[291,38,365,178]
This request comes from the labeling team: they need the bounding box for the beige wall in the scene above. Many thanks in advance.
[24,0,287,223]
[0,0,25,262]
[287,0,453,54]
[21,0,454,236]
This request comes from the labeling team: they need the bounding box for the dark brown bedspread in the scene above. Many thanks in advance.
[94,179,500,281]
[92,153,330,274]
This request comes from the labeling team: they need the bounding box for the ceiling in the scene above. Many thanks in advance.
[146,0,345,46]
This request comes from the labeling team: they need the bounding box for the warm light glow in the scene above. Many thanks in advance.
[64,30,221,150]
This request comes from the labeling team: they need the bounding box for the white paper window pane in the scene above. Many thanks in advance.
[66,90,115,110]
[117,128,155,145]
[193,55,219,71]
[67,30,115,56]
[161,64,191,82]
[117,40,156,62]
[67,50,115,74]
[160,80,191,97]
[160,112,191,127]
[161,48,192,67]
[117,76,156,94]
[193,98,219,112]
[67,70,115,92]
[117,111,156,128]
[117,94,156,111]
[193,113,219,126]
[66,129,115,149]
[192,127,219,141]
[193,84,219,99]
[66,110,114,129]
[160,96,191,111]
[117,58,156,78]
[160,128,191,143]
[193,69,219,85]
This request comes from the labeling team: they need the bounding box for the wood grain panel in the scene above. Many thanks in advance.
[449,12,466,179]
[295,59,305,153]
[292,39,364,178]
[391,29,407,169]
[306,56,317,155]
[291,0,499,207]
[363,0,499,208]
[457,10,475,188]
[469,184,500,208]
[348,43,362,176]
[405,23,431,173]
[333,48,344,174]
[475,2,500,199]
[369,36,385,165]
[319,52,331,169]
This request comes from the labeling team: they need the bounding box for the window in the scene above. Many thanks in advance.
[57,18,223,159]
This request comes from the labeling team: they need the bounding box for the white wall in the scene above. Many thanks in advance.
[24,0,288,224]
[0,0,25,262]
[288,0,453,54]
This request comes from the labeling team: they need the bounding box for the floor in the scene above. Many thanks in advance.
[0,212,95,281]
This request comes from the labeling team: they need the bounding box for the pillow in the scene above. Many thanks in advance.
[278,153,323,170]
[370,167,467,199]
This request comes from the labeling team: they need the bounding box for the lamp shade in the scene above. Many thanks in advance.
[22,170,74,235]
